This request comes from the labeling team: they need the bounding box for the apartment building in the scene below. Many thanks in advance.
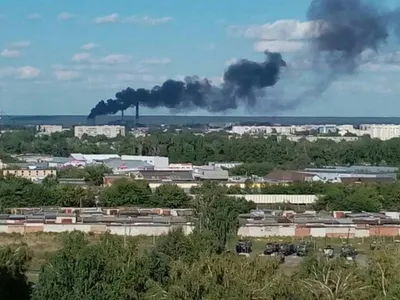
[358,124,400,140]
[37,125,64,134]
[3,169,57,181]
[74,125,126,139]
[231,125,294,136]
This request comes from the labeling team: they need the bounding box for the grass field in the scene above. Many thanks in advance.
[1,232,400,282]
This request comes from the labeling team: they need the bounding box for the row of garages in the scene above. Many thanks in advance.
[2,222,400,238]
[238,224,400,237]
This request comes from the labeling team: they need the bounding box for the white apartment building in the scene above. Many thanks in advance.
[231,125,294,136]
[358,124,400,140]
[37,125,63,134]
[74,125,126,139]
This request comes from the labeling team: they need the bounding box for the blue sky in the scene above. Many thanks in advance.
[0,0,399,116]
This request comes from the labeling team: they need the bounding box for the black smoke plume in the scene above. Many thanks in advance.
[307,0,389,72]
[274,0,400,110]
[88,51,286,118]
[88,0,400,118]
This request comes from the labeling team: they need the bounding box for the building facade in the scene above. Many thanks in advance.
[120,155,169,169]
[74,125,126,138]
[37,125,64,134]
[3,169,57,181]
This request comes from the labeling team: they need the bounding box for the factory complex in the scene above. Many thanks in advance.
[1,152,397,187]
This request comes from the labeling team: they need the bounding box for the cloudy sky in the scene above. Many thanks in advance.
[0,0,399,116]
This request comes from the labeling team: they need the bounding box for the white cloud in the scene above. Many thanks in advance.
[72,52,91,63]
[54,70,80,81]
[16,66,40,79]
[254,40,306,53]
[57,12,73,21]
[27,13,41,20]
[81,42,97,50]
[94,13,119,24]
[225,58,239,66]
[1,49,20,58]
[230,19,326,53]
[244,19,323,40]
[124,16,173,25]
[140,57,171,64]
[8,41,31,48]
[99,54,131,64]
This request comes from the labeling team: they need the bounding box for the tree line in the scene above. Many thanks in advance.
[0,176,193,209]
[3,185,400,299]
[2,130,400,175]
[2,172,400,212]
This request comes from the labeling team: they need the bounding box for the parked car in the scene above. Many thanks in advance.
[296,242,312,256]
[264,242,280,255]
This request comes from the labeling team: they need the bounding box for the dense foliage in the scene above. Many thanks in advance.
[0,244,32,300]
[3,173,400,212]
[3,130,400,175]
[0,175,195,209]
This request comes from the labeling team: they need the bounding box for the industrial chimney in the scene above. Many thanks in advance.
[135,102,139,122]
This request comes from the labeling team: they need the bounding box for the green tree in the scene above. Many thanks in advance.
[193,183,251,253]
[151,184,191,208]
[99,178,152,207]
[33,231,149,300]
[0,244,32,300]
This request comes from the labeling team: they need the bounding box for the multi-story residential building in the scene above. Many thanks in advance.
[3,169,57,181]
[318,124,337,134]
[358,124,400,140]
[74,125,126,139]
[230,125,294,136]
[37,125,64,134]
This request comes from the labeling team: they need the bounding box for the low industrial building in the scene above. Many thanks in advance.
[68,154,169,170]
[121,155,169,169]
[69,153,120,163]
[265,166,398,183]
[192,166,229,181]
[104,158,154,173]
[130,170,195,182]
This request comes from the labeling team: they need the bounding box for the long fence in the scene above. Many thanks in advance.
[2,222,400,238]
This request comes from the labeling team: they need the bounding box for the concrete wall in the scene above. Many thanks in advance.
[3,223,400,238]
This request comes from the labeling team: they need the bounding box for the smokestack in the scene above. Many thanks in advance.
[135,102,139,122]
[121,110,124,120]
